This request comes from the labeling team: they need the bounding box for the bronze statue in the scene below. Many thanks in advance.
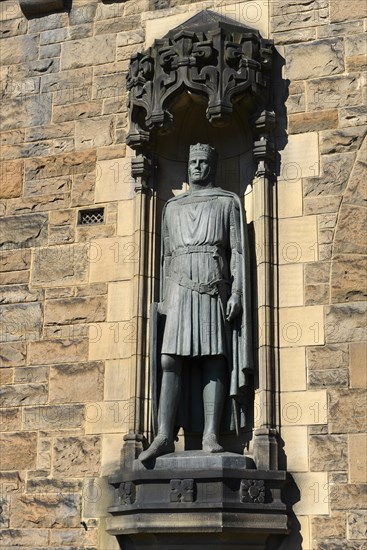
[140,144,253,462]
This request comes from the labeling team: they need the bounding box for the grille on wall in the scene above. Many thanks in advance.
[78,208,105,225]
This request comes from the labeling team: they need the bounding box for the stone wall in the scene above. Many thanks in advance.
[0,1,366,549]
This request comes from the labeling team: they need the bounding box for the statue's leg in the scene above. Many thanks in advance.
[202,355,227,453]
[139,354,182,462]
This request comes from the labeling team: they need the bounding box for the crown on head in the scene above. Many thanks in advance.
[189,143,217,163]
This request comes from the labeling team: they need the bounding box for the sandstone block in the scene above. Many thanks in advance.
[0,16,27,39]
[277,180,303,219]
[26,477,82,494]
[339,106,367,128]
[279,264,304,307]
[0,368,13,384]
[329,389,366,433]
[0,528,49,547]
[0,303,42,343]
[307,344,349,370]
[23,404,84,431]
[280,426,308,472]
[304,152,356,197]
[330,0,367,22]
[88,321,134,360]
[317,20,364,38]
[311,513,346,540]
[104,359,130,401]
[278,216,318,264]
[32,244,89,287]
[53,436,101,477]
[49,361,104,403]
[45,296,106,325]
[25,150,96,180]
[0,342,26,367]
[343,160,367,208]
[278,132,319,181]
[285,38,344,81]
[75,116,114,150]
[326,303,367,345]
[0,160,23,199]
[349,434,367,483]
[350,342,367,389]
[1,93,52,131]
[0,432,37,470]
[71,173,95,207]
[5,193,70,216]
[320,127,366,155]
[289,110,338,134]
[0,407,21,432]
[307,74,364,111]
[10,494,79,528]
[14,366,48,384]
[308,368,349,388]
[305,262,330,285]
[304,195,342,216]
[0,249,31,273]
[0,284,43,305]
[61,35,116,70]
[334,205,367,256]
[23,174,71,197]
[0,35,38,66]
[0,383,48,407]
[0,213,48,250]
[28,338,88,366]
[280,390,327,426]
[88,237,136,283]
[107,281,132,322]
[279,347,306,392]
[292,472,329,515]
[279,305,324,348]
[309,435,348,471]
[330,484,367,510]
[305,283,329,306]
[331,256,367,303]
[49,526,98,547]
[95,157,134,203]
[347,511,367,540]
[101,433,124,476]
[0,270,29,286]
[53,100,103,124]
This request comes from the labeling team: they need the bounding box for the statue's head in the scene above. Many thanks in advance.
[188,143,217,186]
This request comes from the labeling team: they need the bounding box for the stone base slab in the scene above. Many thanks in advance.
[107,452,289,549]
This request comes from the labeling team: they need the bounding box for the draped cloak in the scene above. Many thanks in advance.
[152,186,253,434]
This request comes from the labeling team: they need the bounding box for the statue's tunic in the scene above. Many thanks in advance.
[161,188,242,358]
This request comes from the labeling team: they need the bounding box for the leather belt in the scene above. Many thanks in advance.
[168,271,229,296]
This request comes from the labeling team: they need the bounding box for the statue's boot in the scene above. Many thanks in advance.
[139,434,174,463]
[202,433,224,453]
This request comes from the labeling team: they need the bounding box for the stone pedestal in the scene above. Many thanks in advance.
[107,452,289,549]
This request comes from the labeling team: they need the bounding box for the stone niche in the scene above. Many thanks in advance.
[106,10,289,550]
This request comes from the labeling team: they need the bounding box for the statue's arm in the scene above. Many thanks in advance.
[226,200,243,321]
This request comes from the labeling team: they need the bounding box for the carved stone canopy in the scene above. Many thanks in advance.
[19,0,67,17]
[127,10,273,150]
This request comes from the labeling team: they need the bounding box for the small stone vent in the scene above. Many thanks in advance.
[78,208,104,225]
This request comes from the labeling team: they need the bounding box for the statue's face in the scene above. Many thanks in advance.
[188,154,212,185]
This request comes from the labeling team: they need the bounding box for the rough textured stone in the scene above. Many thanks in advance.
[0,303,43,342]
[32,244,89,287]
[307,344,349,371]
[49,526,98,547]
[0,270,29,285]
[289,110,338,134]
[0,342,26,367]
[0,214,48,250]
[28,338,88,365]
[330,484,367,510]
[23,404,84,431]
[0,284,43,305]
[343,161,367,207]
[305,284,329,306]
[329,389,367,433]
[53,436,101,476]
[0,432,37,470]
[339,106,367,128]
[44,296,106,325]
[0,249,31,273]
[304,153,356,197]
[305,262,330,285]
[331,256,367,303]
[25,150,96,180]
[75,116,114,150]
[10,494,80,528]
[347,511,367,540]
[309,435,348,471]
[0,16,27,39]
[49,362,104,403]
[1,93,52,131]
[0,35,38,66]
[71,172,95,207]
[320,127,367,155]
[326,303,367,344]
[304,195,342,215]
[0,528,49,547]
[311,512,346,540]
[308,368,349,388]
[52,100,103,124]
[330,0,367,22]
[0,160,23,199]
[285,38,344,80]
[307,76,363,111]
[349,434,367,483]
[0,383,48,407]
[0,368,13,384]
[333,205,367,255]
[14,366,48,384]
[0,407,21,431]
[61,35,116,70]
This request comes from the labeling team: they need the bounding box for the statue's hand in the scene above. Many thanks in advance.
[157,301,166,315]
[226,293,242,322]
